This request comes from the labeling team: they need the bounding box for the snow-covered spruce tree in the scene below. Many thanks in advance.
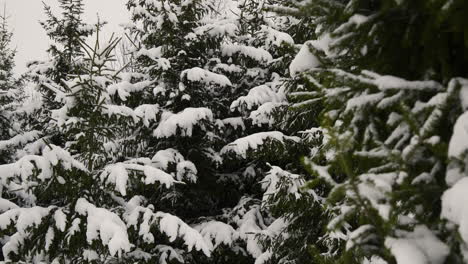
[123,0,231,217]
[111,0,256,262]
[28,0,94,110]
[0,29,215,263]
[0,8,22,164]
[215,1,332,264]
[14,0,95,173]
[117,1,314,263]
[273,0,468,263]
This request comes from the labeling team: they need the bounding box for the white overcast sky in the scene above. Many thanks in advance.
[4,0,128,74]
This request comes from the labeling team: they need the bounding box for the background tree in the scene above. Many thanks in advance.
[0,5,23,164]
[28,0,94,111]
[0,26,215,263]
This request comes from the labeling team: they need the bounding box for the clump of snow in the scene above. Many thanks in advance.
[289,42,321,77]
[230,85,284,112]
[102,104,140,123]
[54,209,67,232]
[261,217,289,239]
[374,75,444,91]
[221,44,273,63]
[250,102,287,127]
[385,225,449,264]
[261,166,304,205]
[181,67,232,87]
[156,212,212,256]
[155,245,184,263]
[441,178,468,249]
[333,14,371,35]
[152,148,184,170]
[195,221,238,248]
[363,256,388,264]
[213,63,243,74]
[459,79,468,110]
[136,46,162,60]
[101,162,178,196]
[448,112,468,158]
[195,18,238,37]
[134,104,160,127]
[261,26,294,48]
[0,198,19,212]
[222,117,246,130]
[0,145,87,188]
[0,131,41,151]
[108,79,153,101]
[176,161,198,183]
[0,206,53,257]
[154,108,214,138]
[101,163,129,196]
[310,33,332,56]
[255,250,273,264]
[75,198,132,257]
[346,93,385,111]
[357,172,400,220]
[221,132,300,159]
[236,205,264,257]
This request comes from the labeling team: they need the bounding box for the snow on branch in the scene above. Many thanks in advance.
[108,79,153,101]
[181,67,232,87]
[0,144,87,184]
[156,212,212,256]
[250,102,287,127]
[75,198,132,257]
[221,44,273,63]
[230,85,284,112]
[261,166,305,206]
[0,206,54,257]
[374,75,445,91]
[195,221,239,248]
[221,131,300,159]
[290,41,321,77]
[0,131,42,151]
[195,18,238,37]
[124,198,213,257]
[154,108,214,138]
[101,163,179,196]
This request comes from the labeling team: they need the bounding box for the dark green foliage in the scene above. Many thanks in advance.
[266,0,468,263]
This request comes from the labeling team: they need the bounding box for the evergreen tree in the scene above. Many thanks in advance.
[118,0,313,262]
[265,1,468,263]
[209,1,326,263]
[0,7,22,164]
[28,0,94,110]
[0,28,214,263]
[18,0,95,172]
[2,0,467,263]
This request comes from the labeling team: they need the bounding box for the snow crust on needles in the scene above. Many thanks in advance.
[100,163,177,196]
[221,44,273,63]
[448,111,468,159]
[181,67,232,87]
[230,85,284,112]
[75,198,131,257]
[289,41,321,77]
[440,79,468,259]
[385,226,449,264]
[221,131,300,158]
[154,108,213,138]
[442,177,468,246]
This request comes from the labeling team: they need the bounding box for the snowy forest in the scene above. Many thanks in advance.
[0,0,468,263]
